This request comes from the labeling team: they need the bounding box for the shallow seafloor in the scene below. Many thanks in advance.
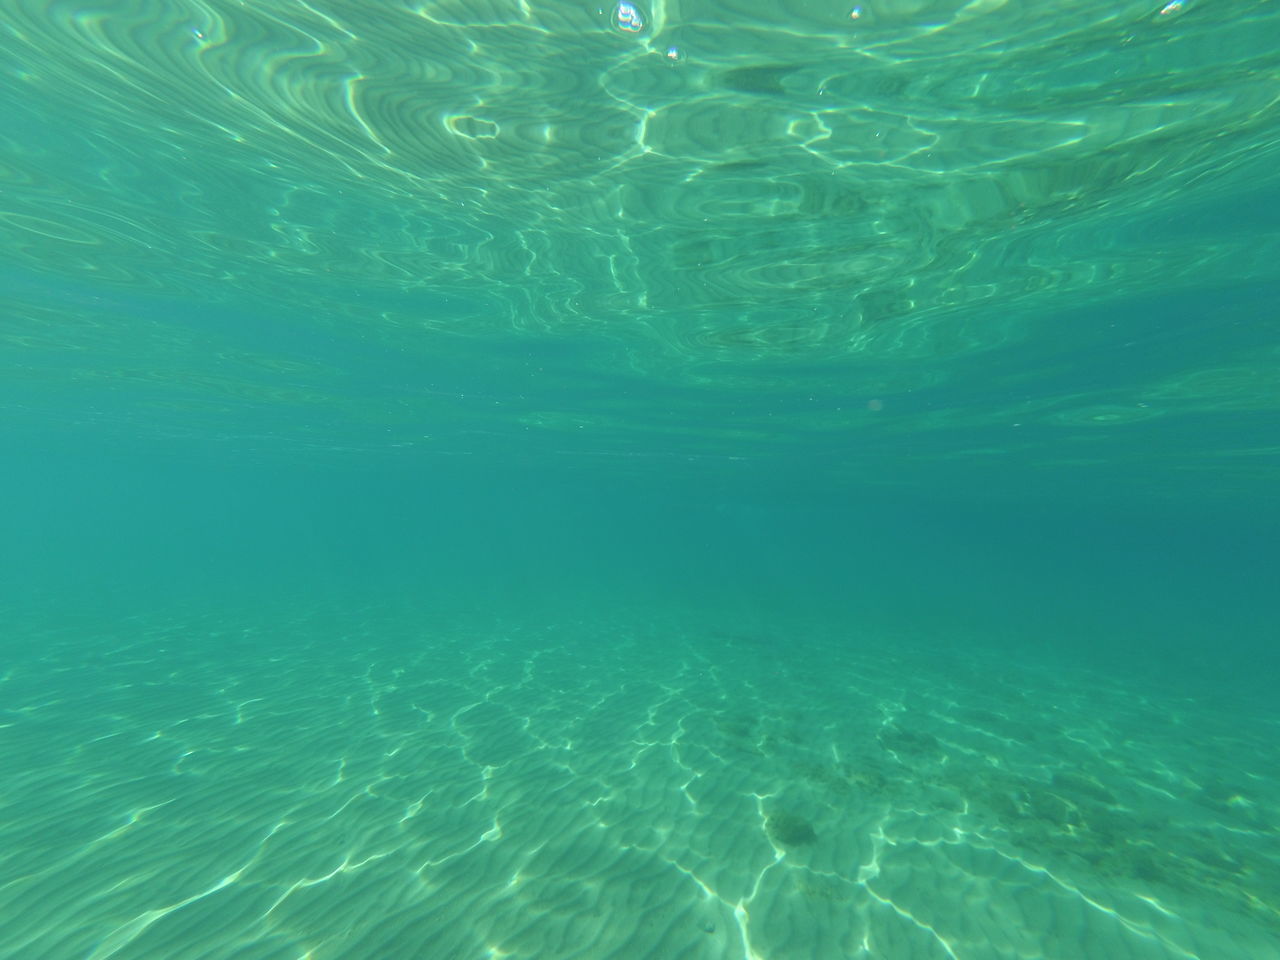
[3,602,1275,960]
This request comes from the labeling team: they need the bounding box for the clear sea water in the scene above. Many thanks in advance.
[2,1,1279,958]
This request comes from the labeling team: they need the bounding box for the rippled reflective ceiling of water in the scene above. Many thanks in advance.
[5,0,1278,366]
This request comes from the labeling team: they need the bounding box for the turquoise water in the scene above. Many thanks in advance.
[3,0,1279,957]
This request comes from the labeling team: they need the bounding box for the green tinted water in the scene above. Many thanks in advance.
[2,1,1279,958]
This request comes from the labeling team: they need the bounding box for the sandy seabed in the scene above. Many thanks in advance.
[1,604,1277,960]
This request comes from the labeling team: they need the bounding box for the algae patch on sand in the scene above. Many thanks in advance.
[766,811,817,847]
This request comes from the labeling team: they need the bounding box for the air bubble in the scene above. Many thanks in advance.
[846,5,877,25]
[612,1,646,33]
